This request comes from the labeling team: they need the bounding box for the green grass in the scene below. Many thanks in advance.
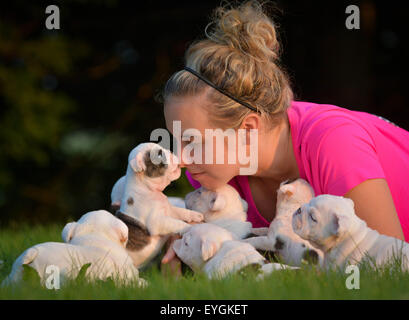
[1,224,409,299]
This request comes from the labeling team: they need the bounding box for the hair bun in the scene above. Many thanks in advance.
[205,0,281,63]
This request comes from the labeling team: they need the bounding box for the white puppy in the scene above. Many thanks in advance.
[245,179,323,266]
[2,210,144,287]
[110,175,126,213]
[173,223,297,279]
[110,175,186,213]
[292,194,409,271]
[116,143,203,268]
[184,185,252,239]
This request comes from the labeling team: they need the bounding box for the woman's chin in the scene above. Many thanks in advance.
[198,176,228,190]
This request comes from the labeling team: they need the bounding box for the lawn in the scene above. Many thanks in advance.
[1,223,409,300]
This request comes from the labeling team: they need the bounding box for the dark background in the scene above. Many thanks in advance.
[0,0,407,226]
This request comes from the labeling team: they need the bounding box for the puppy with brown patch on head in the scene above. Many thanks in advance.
[116,143,204,268]
[292,194,409,271]
[172,223,297,279]
[184,184,252,239]
[244,179,323,267]
[2,210,145,287]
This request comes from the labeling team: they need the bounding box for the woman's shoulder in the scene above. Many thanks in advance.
[288,100,370,142]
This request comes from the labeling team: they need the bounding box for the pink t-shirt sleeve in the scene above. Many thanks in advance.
[306,118,386,196]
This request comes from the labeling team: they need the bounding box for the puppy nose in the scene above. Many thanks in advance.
[302,249,319,265]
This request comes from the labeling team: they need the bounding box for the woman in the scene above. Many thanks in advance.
[159,1,409,271]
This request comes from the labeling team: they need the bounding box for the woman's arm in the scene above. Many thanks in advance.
[344,178,404,240]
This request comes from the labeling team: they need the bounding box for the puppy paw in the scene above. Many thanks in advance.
[137,278,149,288]
[188,211,204,223]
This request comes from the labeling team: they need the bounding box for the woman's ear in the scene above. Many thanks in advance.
[239,114,263,145]
[241,114,262,130]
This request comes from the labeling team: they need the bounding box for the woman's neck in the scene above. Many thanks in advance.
[253,115,300,183]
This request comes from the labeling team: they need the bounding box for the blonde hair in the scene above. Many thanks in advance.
[158,0,294,130]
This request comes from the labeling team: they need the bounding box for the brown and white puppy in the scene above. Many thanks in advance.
[173,223,298,280]
[184,185,252,239]
[245,179,323,267]
[116,143,203,268]
[292,194,409,271]
[2,210,144,287]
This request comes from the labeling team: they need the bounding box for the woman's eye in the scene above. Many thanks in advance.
[309,212,317,223]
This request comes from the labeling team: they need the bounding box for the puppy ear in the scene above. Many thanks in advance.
[210,193,226,211]
[279,184,295,197]
[110,202,121,214]
[112,219,128,245]
[62,222,77,242]
[201,239,220,261]
[330,214,344,237]
[344,197,355,210]
[240,198,248,212]
[129,151,146,173]
[330,214,339,236]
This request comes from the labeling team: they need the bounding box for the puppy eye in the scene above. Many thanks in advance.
[297,208,301,214]
[309,212,317,223]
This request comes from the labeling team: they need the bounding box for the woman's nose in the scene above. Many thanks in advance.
[178,156,187,168]
[171,151,187,168]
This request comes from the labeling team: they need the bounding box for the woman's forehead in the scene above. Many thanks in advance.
[164,95,213,133]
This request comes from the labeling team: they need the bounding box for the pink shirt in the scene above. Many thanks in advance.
[185,100,409,241]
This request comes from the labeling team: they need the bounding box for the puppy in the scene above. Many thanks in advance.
[184,185,252,239]
[173,223,297,279]
[245,179,323,266]
[2,210,144,287]
[110,175,126,213]
[292,194,409,271]
[116,143,203,268]
[110,175,186,214]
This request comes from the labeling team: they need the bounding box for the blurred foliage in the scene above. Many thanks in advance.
[0,22,83,184]
[0,1,199,226]
[0,0,407,226]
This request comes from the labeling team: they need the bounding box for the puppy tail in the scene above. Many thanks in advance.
[21,248,39,265]
[1,248,39,287]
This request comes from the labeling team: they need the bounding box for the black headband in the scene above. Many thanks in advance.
[183,66,260,113]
